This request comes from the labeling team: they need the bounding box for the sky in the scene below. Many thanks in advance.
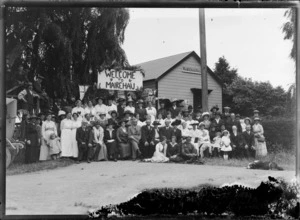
[122,8,295,90]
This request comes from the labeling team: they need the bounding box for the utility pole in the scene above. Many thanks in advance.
[199,8,208,112]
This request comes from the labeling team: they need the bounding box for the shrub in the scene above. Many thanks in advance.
[262,118,295,153]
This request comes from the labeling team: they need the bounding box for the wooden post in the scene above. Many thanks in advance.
[199,8,208,112]
[295,6,300,180]
[0,3,6,218]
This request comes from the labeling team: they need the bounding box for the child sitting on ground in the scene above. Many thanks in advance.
[211,131,222,157]
[48,133,62,160]
[220,130,232,160]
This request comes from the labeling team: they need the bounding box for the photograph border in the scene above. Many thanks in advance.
[0,1,299,219]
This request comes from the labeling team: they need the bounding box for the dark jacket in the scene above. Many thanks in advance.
[160,126,173,141]
[76,127,91,146]
[135,107,147,122]
[171,128,182,143]
[104,129,117,144]
[107,118,119,130]
[226,119,242,133]
[242,131,255,147]
[166,142,180,157]
[230,132,244,148]
[169,107,181,119]
[117,105,126,119]
[141,125,155,143]
[158,108,168,119]
[211,118,225,132]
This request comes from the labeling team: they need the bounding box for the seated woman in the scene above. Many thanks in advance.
[90,120,108,161]
[167,135,181,159]
[116,119,131,159]
[143,136,169,163]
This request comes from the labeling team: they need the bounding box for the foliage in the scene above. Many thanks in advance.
[89,177,300,219]
[224,76,292,117]
[262,118,295,153]
[282,9,296,61]
[6,7,131,100]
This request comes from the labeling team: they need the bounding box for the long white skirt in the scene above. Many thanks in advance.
[145,151,169,163]
[39,130,53,161]
[61,129,78,158]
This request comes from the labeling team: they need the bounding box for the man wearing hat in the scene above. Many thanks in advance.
[171,119,182,144]
[106,96,117,119]
[95,97,108,117]
[124,96,135,114]
[135,99,147,122]
[76,121,92,163]
[169,98,181,119]
[157,101,168,119]
[141,119,156,158]
[128,118,142,161]
[18,82,40,115]
[180,136,198,161]
[117,95,126,119]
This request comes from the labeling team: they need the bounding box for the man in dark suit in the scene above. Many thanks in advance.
[117,97,126,120]
[135,99,147,122]
[169,100,181,119]
[140,119,155,158]
[227,113,242,133]
[242,124,256,158]
[160,119,173,142]
[76,121,92,163]
[171,119,182,144]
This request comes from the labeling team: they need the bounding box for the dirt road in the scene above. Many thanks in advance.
[6,161,295,215]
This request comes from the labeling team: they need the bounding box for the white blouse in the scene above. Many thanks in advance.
[93,127,104,145]
[42,120,57,138]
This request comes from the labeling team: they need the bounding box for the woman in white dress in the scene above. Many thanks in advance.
[40,113,57,161]
[72,100,85,121]
[84,100,96,120]
[61,112,74,158]
[144,136,169,163]
[252,117,268,158]
[146,101,157,123]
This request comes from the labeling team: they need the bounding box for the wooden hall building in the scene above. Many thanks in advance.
[137,51,223,110]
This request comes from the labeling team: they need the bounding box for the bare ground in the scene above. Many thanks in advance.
[6,161,295,215]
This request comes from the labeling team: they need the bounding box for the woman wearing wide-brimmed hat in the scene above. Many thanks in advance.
[169,98,181,119]
[107,110,119,130]
[25,114,40,163]
[90,120,108,161]
[40,112,57,161]
[252,117,267,158]
[95,97,108,117]
[201,112,211,130]
[210,105,219,121]
[116,119,131,159]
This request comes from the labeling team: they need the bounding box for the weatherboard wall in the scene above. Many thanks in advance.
[157,55,222,110]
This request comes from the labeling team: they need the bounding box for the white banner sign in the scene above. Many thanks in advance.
[98,69,143,91]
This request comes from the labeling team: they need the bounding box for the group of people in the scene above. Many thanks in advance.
[16,95,268,164]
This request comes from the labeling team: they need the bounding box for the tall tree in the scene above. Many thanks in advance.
[6,7,131,100]
[213,56,238,109]
[282,8,296,61]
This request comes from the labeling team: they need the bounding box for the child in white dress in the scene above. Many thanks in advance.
[221,130,232,160]
[48,133,62,160]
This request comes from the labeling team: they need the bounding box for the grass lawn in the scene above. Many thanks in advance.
[6,151,295,176]
[6,158,76,176]
[205,150,295,171]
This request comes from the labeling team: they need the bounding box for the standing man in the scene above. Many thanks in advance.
[135,99,147,122]
[211,111,224,132]
[128,118,142,161]
[18,82,39,115]
[76,121,92,163]
[141,119,155,158]
[158,100,168,119]
[117,95,126,119]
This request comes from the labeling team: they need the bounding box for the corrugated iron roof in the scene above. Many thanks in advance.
[135,51,193,81]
